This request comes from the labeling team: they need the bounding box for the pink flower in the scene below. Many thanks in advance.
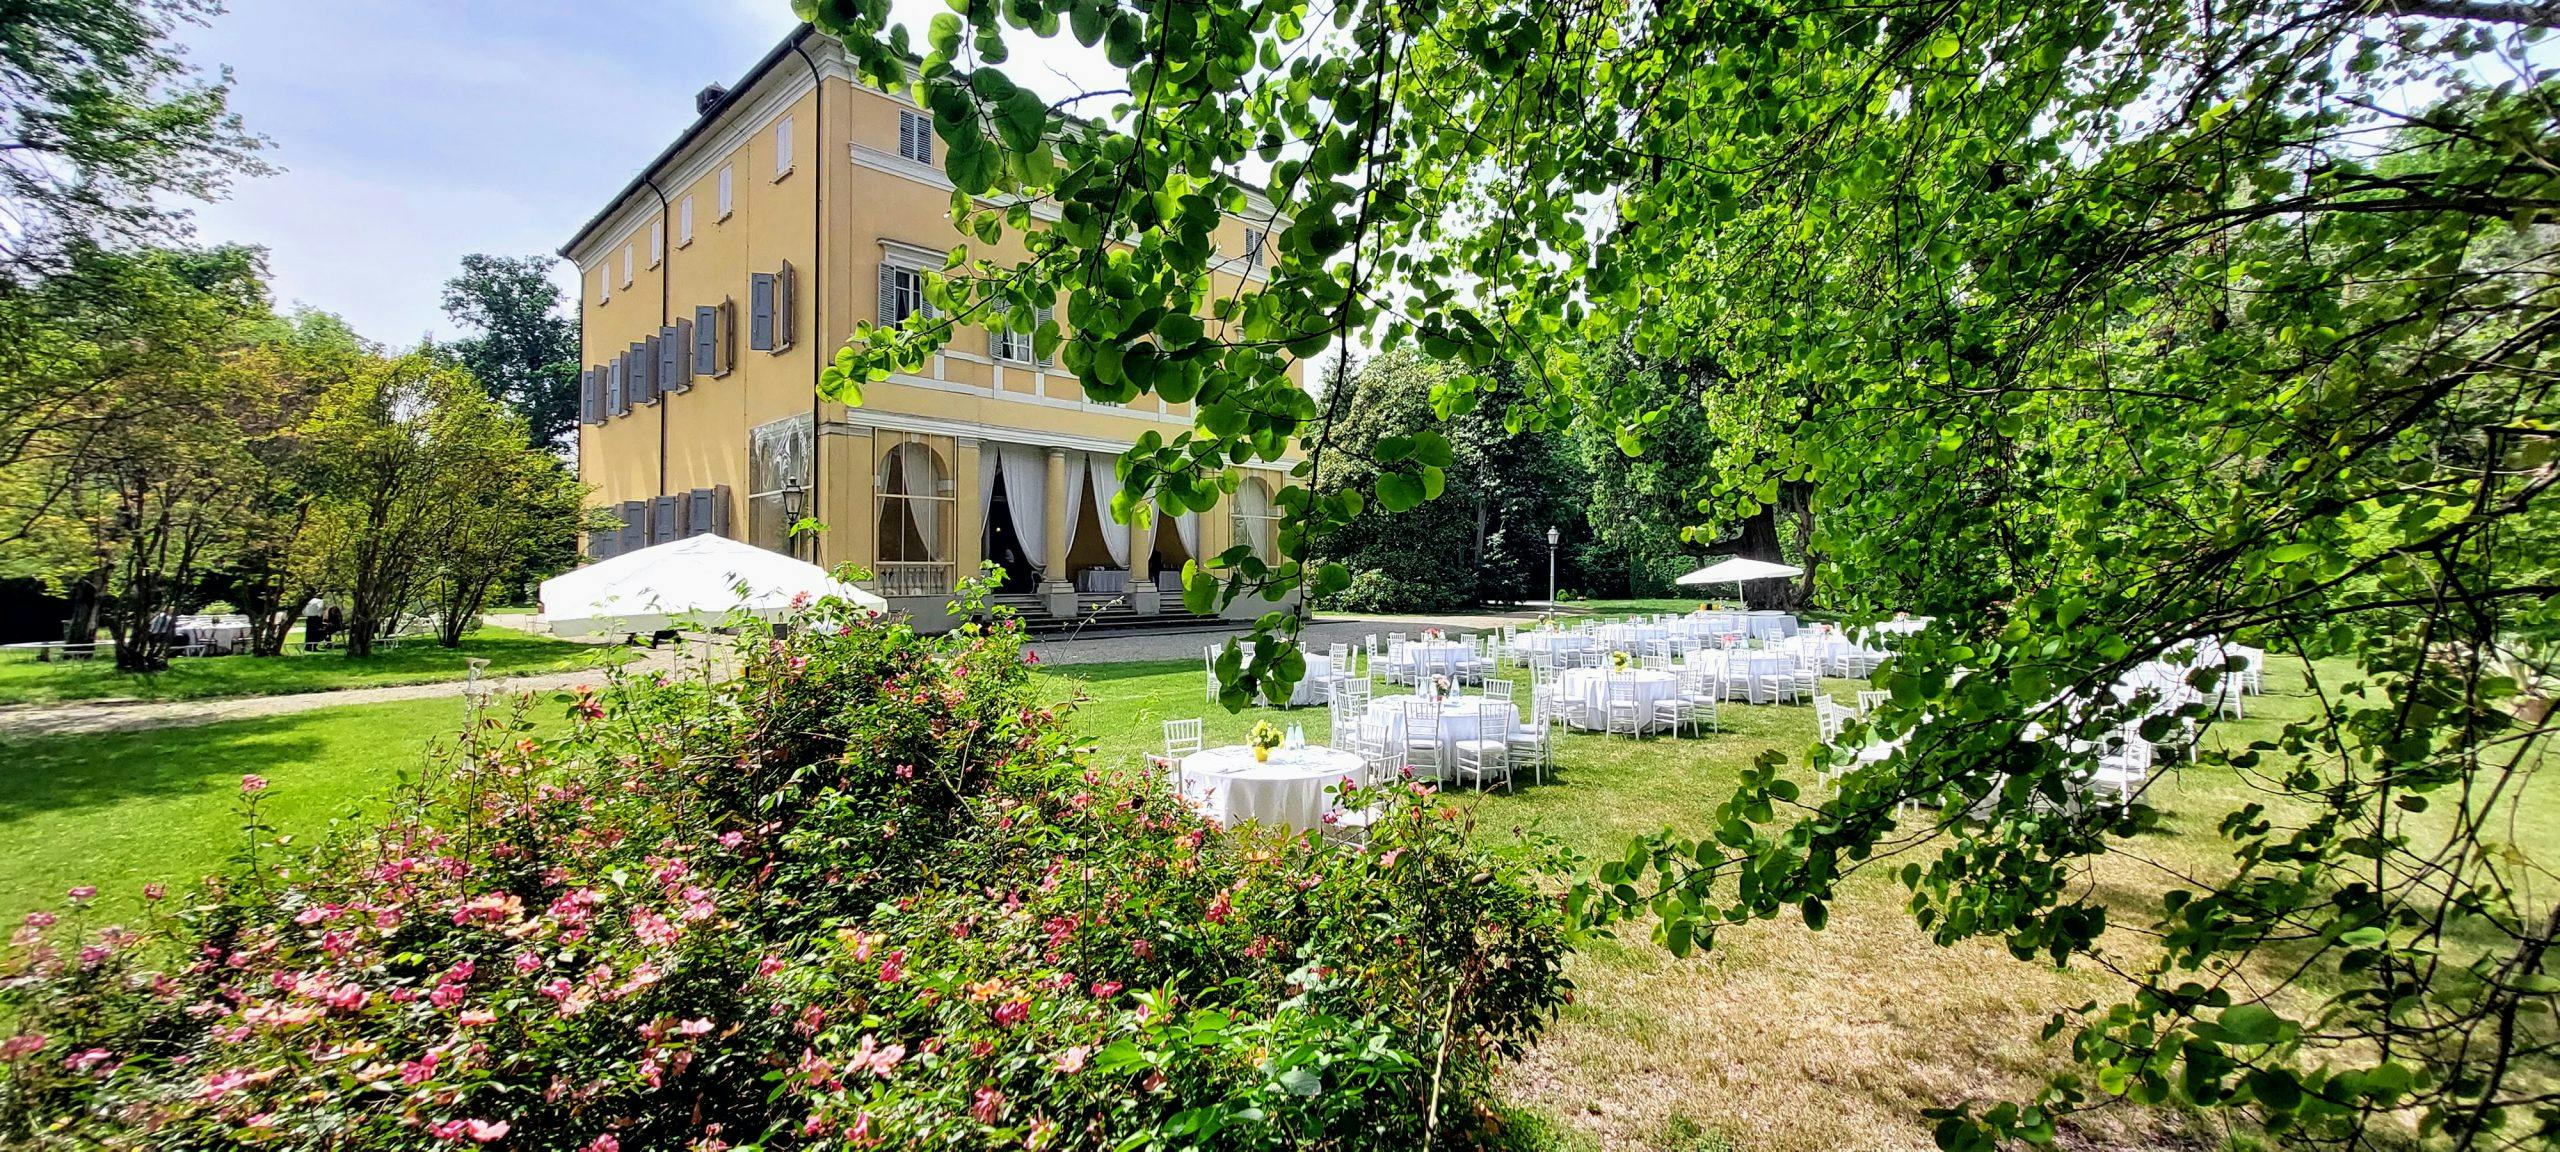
[142,883,166,901]
[459,1009,495,1027]
[847,1113,878,1147]
[65,886,95,903]
[1,1033,46,1060]
[850,1034,905,1078]
[240,774,269,794]
[1090,980,1123,1000]
[462,1119,510,1143]
[677,1017,713,1037]
[1055,1045,1089,1074]
[971,1085,1006,1125]
[323,982,368,1012]
[992,998,1030,1028]
[64,1048,112,1073]
[584,1137,621,1152]
[23,911,55,929]
[1204,891,1232,924]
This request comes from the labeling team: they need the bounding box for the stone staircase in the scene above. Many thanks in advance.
[985,592,1228,638]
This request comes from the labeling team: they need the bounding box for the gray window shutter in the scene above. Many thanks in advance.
[686,488,715,537]
[657,325,686,393]
[708,484,731,536]
[606,357,625,416]
[579,368,599,424]
[633,339,656,404]
[878,264,900,327]
[775,261,796,350]
[693,305,720,375]
[649,495,678,544]
[988,310,1003,360]
[749,272,776,351]
[1035,305,1055,369]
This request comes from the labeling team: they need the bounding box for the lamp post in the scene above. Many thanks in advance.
[780,475,805,559]
[1545,525,1560,609]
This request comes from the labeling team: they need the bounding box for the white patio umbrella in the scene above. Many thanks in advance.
[539,535,886,637]
[1673,556,1804,606]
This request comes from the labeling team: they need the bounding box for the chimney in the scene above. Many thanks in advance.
[695,84,729,116]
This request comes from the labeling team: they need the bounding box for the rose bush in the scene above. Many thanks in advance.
[0,597,1572,1150]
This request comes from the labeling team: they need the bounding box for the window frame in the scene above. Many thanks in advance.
[621,245,634,288]
[896,110,934,165]
[717,165,735,220]
[881,264,927,325]
[649,219,663,267]
[678,196,694,247]
[745,415,815,556]
[772,115,795,181]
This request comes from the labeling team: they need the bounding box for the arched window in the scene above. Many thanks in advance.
[1230,475,1279,562]
[875,441,953,596]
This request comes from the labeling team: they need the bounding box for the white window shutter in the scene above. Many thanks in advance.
[774,116,794,177]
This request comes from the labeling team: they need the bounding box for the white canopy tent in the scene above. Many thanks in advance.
[1674,556,1804,606]
[540,535,886,637]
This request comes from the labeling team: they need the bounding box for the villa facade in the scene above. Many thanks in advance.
[560,24,1297,628]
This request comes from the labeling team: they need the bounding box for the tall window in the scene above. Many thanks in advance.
[1241,227,1267,268]
[773,115,795,179]
[879,264,926,325]
[875,441,953,596]
[678,196,694,246]
[746,415,813,555]
[897,110,933,164]
[717,164,735,219]
[621,245,634,287]
[1231,476,1279,561]
[649,220,663,267]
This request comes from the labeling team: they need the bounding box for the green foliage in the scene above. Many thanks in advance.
[0,606,1570,1149]
[0,0,267,283]
[797,0,2560,1144]
[434,254,583,449]
[1313,349,1585,611]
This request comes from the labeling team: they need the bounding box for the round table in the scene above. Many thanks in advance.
[1363,695,1518,777]
[1391,640,1472,681]
[1509,633,1595,657]
[1556,669,1680,731]
[1181,745,1365,832]
[178,622,250,653]
[1595,624,1668,650]
[1688,650,1798,701]
[1248,652,1333,707]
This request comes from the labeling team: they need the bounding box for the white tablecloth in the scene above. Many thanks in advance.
[1744,612,1800,640]
[1594,624,1670,650]
[1688,650,1799,699]
[1390,640,1472,680]
[1556,669,1681,731]
[1510,633,1595,656]
[1364,695,1518,777]
[1074,568,1129,593]
[1251,653,1332,707]
[178,622,250,653]
[1182,745,1364,832]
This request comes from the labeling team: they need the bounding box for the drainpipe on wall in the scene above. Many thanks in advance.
[789,35,825,566]
[640,175,672,498]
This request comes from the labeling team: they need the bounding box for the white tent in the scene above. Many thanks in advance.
[539,535,887,637]
[1673,556,1804,605]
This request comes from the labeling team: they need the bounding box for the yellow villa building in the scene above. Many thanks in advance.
[561,23,1297,629]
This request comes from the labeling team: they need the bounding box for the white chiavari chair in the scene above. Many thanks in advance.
[1452,702,1513,792]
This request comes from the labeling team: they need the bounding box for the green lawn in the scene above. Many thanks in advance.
[0,628,614,705]
[1,647,2531,1150]
[1036,654,2545,1151]
[0,696,565,917]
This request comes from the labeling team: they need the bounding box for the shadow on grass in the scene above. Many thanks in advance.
[0,721,335,827]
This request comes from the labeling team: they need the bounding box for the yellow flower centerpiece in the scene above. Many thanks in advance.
[1611,650,1632,673]
[1249,720,1284,762]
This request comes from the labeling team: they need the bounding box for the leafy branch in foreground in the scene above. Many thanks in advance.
[796,0,2555,1144]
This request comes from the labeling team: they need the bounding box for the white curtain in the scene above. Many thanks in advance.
[1063,450,1090,568]
[1174,510,1200,561]
[978,447,999,532]
[1088,455,1130,569]
[995,443,1046,571]
[899,443,943,561]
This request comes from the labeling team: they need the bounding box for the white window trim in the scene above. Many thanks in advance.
[677,197,694,247]
[717,165,735,221]
[897,109,933,164]
[881,264,928,326]
[772,115,795,181]
[598,267,611,304]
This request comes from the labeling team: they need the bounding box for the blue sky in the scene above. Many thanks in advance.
[169,2,842,344]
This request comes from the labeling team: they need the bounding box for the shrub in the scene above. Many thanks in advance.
[0,598,1572,1149]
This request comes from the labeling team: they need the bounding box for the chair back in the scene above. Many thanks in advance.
[1405,698,1442,738]
[1608,676,1638,703]
[1163,718,1204,759]
[1857,689,1891,715]
[1339,675,1373,710]
[1813,695,1846,743]
[1327,642,1350,666]
[1482,677,1515,704]
[1641,654,1669,671]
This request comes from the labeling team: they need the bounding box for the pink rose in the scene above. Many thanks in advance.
[240,775,268,794]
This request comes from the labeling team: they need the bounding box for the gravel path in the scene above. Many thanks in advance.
[0,611,1560,739]
[0,649,682,740]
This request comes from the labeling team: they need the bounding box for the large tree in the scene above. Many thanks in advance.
[797,0,2560,1145]
[436,253,582,449]
[0,0,265,284]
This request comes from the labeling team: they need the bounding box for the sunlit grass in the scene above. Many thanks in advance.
[0,628,617,705]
